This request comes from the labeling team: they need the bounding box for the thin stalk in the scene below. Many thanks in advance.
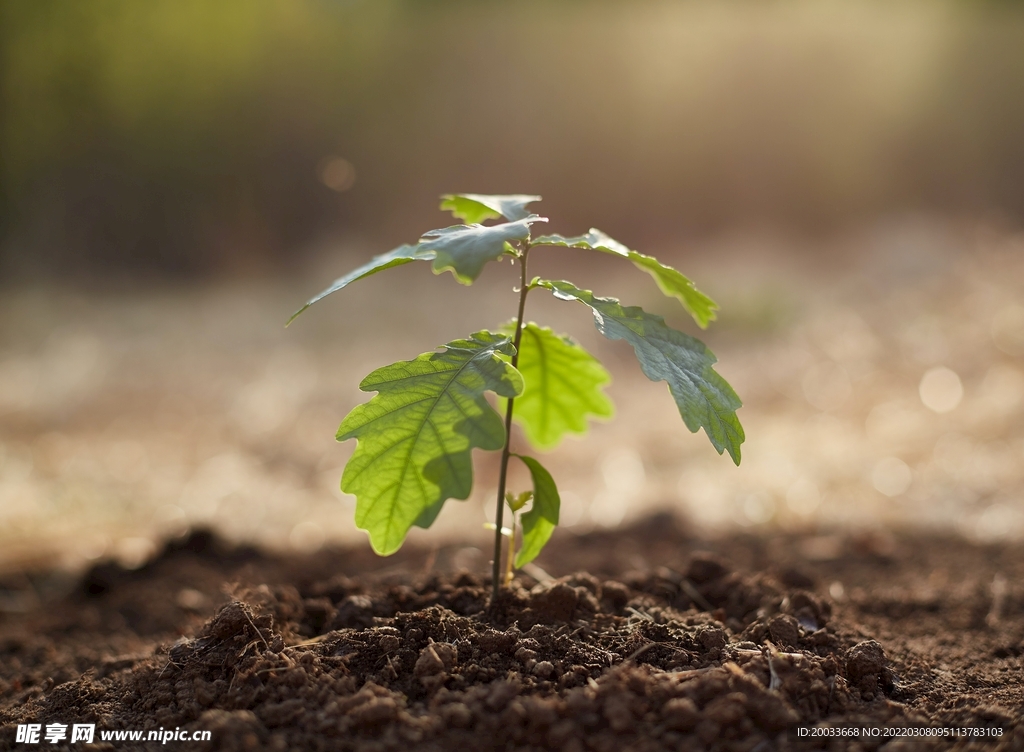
[504,514,516,586]
[492,247,531,603]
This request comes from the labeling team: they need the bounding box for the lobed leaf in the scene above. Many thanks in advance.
[419,216,546,285]
[288,244,433,325]
[337,331,524,555]
[501,322,613,450]
[537,280,744,464]
[532,229,718,328]
[512,454,560,568]
[440,193,542,224]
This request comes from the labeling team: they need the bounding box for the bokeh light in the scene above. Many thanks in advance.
[919,366,963,413]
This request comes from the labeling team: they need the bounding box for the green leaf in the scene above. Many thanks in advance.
[537,280,744,464]
[289,215,548,324]
[532,229,718,328]
[288,244,433,325]
[512,454,560,568]
[440,193,542,224]
[412,499,445,530]
[501,322,613,450]
[337,331,524,555]
[419,216,546,284]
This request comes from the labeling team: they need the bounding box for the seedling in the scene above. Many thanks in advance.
[289,194,744,600]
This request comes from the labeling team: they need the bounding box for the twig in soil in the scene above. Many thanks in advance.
[254,666,288,677]
[238,638,267,662]
[287,634,332,649]
[723,661,748,679]
[625,607,654,623]
[667,666,715,680]
[599,640,690,677]
[240,607,270,651]
[987,572,1008,627]
[254,654,299,678]
[624,642,687,664]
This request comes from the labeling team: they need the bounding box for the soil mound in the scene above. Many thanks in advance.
[1,518,1021,750]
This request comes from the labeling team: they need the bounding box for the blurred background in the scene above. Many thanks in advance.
[2,0,1023,572]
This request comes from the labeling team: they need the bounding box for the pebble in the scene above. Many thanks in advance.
[531,661,555,679]
[698,627,727,652]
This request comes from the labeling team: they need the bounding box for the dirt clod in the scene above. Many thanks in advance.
[845,639,888,696]
[600,581,631,610]
[686,553,731,583]
[529,582,578,623]
[414,643,456,677]
[767,614,801,649]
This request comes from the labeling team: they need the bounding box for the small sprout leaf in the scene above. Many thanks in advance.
[440,194,542,224]
[288,244,433,324]
[533,229,717,328]
[419,216,547,284]
[501,322,613,449]
[537,280,744,464]
[337,331,524,555]
[513,454,560,568]
[505,490,533,512]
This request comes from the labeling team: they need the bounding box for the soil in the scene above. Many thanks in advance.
[0,515,1021,751]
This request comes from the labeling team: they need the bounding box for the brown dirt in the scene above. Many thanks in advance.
[0,516,1021,751]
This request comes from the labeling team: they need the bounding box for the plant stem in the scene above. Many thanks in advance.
[504,514,516,586]
[492,247,531,603]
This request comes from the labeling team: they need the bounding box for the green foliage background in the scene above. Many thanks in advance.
[3,0,1024,278]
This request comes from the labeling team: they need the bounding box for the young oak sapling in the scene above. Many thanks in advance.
[289,194,744,601]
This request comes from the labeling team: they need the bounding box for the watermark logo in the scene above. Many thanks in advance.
[15,723,210,745]
[16,724,94,745]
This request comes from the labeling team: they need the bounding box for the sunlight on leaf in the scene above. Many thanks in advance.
[337,331,524,554]
[533,229,717,328]
[537,280,743,463]
[440,193,542,224]
[289,212,548,324]
[501,322,613,449]
[513,454,560,568]
[420,216,546,284]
